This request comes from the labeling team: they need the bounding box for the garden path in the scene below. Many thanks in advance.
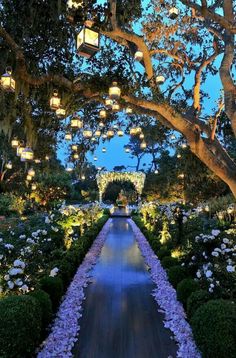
[73,218,177,358]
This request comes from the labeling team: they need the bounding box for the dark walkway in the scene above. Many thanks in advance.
[73,218,177,358]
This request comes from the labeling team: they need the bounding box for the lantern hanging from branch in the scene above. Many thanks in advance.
[109,82,121,100]
[95,130,101,137]
[26,174,32,181]
[99,110,107,119]
[134,51,143,61]
[126,107,133,114]
[77,27,100,58]
[73,153,79,159]
[28,168,35,177]
[156,75,165,85]
[81,174,85,180]
[70,117,83,128]
[139,133,144,140]
[5,161,12,170]
[99,121,105,128]
[102,134,107,139]
[56,107,66,118]
[107,129,114,138]
[67,0,83,10]
[112,103,120,112]
[102,147,106,153]
[11,137,19,148]
[94,156,98,161]
[31,183,37,191]
[117,129,124,137]
[72,144,78,151]
[66,164,73,172]
[140,141,147,150]
[169,7,179,19]
[83,129,93,138]
[21,147,34,161]
[50,90,61,110]
[65,132,72,141]
[105,98,113,109]
[125,146,130,153]
[154,169,159,174]
[178,173,185,179]
[177,154,182,159]
[0,67,15,92]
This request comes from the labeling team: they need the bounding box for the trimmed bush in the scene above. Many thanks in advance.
[0,295,41,358]
[177,278,199,306]
[30,289,53,330]
[167,265,189,288]
[161,256,178,269]
[40,276,64,311]
[191,300,236,358]
[187,289,210,318]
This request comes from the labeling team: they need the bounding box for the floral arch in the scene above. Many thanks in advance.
[96,171,146,203]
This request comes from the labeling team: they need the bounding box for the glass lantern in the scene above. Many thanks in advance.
[102,147,106,153]
[28,168,35,177]
[5,161,12,170]
[77,27,100,58]
[181,143,187,149]
[125,146,130,153]
[134,51,143,61]
[112,103,120,112]
[99,110,107,119]
[107,129,114,138]
[73,153,79,159]
[154,169,159,174]
[70,117,83,128]
[105,98,113,108]
[67,0,83,10]
[56,107,66,118]
[11,137,19,148]
[21,147,34,161]
[117,129,124,137]
[99,121,105,128]
[34,159,41,164]
[93,156,98,161]
[130,127,137,136]
[81,175,86,180]
[26,174,32,181]
[140,141,147,149]
[31,183,37,191]
[139,133,144,140]
[71,144,78,151]
[126,107,133,114]
[45,155,50,161]
[65,132,72,141]
[156,75,165,85]
[50,90,61,110]
[102,134,107,139]
[95,130,101,137]
[83,129,93,138]
[177,154,182,159]
[169,7,179,19]
[109,82,121,100]
[178,173,185,179]
[1,68,15,92]
[66,164,73,172]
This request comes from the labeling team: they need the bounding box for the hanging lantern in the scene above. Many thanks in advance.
[28,168,35,177]
[156,75,165,85]
[31,183,37,191]
[34,159,41,164]
[181,143,187,149]
[130,127,137,136]
[66,164,73,172]
[126,107,133,114]
[70,117,83,128]
[154,169,159,174]
[45,155,50,161]
[97,166,102,171]
[83,129,93,138]
[11,137,19,148]
[21,147,34,161]
[178,173,185,179]
[50,90,61,110]
[67,0,83,10]
[125,146,130,153]
[102,134,107,139]
[73,153,79,159]
[77,26,100,58]
[109,82,121,100]
[102,147,106,153]
[5,161,12,170]
[170,134,176,140]
[65,132,72,141]
[139,133,144,140]
[0,67,15,92]
[71,144,78,151]
[93,156,98,161]
[177,154,182,159]
[81,175,86,180]
[107,129,114,138]
[169,7,179,20]
[99,110,107,119]
[95,130,101,137]
[105,98,113,109]
[134,51,143,61]
[17,145,25,157]
[140,141,147,149]
[112,103,120,112]
[117,129,124,137]
[99,121,105,128]
[91,137,96,142]
[26,174,32,181]
[56,107,66,118]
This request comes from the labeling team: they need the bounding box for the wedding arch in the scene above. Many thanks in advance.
[96,171,146,203]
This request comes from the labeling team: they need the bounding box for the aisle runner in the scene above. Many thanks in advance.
[38,219,112,358]
[128,219,201,358]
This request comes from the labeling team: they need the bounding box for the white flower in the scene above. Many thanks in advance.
[196,270,201,278]
[223,238,229,244]
[13,259,25,269]
[51,226,59,232]
[221,244,226,250]
[42,230,47,235]
[212,229,220,237]
[7,281,14,289]
[26,238,35,244]
[20,284,29,294]
[208,287,213,293]
[49,267,59,277]
[212,251,219,257]
[4,274,10,281]
[210,283,215,288]
[226,265,235,273]
[205,270,213,278]
[45,217,50,224]
[19,234,26,239]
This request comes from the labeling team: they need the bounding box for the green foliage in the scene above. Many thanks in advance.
[167,265,189,288]
[161,256,179,269]
[186,289,210,319]
[0,295,42,358]
[156,246,171,259]
[191,300,236,358]
[29,289,53,330]
[40,276,64,311]
[177,278,200,307]
[0,193,25,216]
